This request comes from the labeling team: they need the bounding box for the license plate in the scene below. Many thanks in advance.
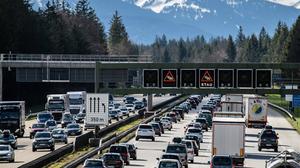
[266,144,272,146]
[71,132,76,135]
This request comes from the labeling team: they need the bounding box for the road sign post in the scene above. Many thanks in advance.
[162,69,177,88]
[199,69,215,88]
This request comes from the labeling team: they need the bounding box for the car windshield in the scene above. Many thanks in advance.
[182,141,192,148]
[159,161,178,168]
[126,104,133,107]
[48,100,64,110]
[103,154,120,160]
[0,146,9,151]
[0,134,15,140]
[162,155,179,160]
[195,119,206,123]
[32,124,45,128]
[53,130,64,134]
[185,135,197,140]
[38,113,52,120]
[35,132,51,138]
[77,113,85,117]
[63,114,73,120]
[139,125,152,129]
[0,107,20,120]
[46,121,56,126]
[166,145,186,153]
[213,157,232,166]
[261,133,277,139]
[69,98,83,105]
[135,102,143,105]
[84,160,103,167]
[188,129,201,134]
[67,124,79,129]
[110,146,127,153]
[151,123,159,128]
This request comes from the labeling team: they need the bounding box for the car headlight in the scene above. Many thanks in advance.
[7,153,11,156]
[48,139,53,143]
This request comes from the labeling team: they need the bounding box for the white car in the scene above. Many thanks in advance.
[181,140,195,163]
[161,117,172,130]
[126,104,135,112]
[135,124,155,141]
[186,127,203,143]
[156,159,182,168]
[120,107,130,117]
[0,145,14,162]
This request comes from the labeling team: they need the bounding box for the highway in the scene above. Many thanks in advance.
[124,97,300,168]
[2,94,175,168]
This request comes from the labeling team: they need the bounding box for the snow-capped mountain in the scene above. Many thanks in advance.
[31,0,300,44]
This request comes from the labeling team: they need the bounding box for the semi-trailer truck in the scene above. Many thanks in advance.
[45,94,69,123]
[0,101,25,137]
[244,95,268,128]
[212,117,246,166]
[213,111,244,118]
[221,94,243,113]
[67,91,86,115]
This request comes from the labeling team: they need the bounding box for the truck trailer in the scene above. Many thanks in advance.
[221,94,243,113]
[67,91,86,115]
[244,95,268,128]
[45,94,69,124]
[212,117,246,166]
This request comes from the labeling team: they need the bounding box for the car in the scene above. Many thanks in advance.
[37,112,53,123]
[125,96,136,104]
[210,155,233,168]
[120,143,137,160]
[258,129,279,152]
[65,123,82,136]
[0,145,15,162]
[158,154,182,167]
[135,124,155,141]
[154,93,162,97]
[0,131,18,149]
[32,131,55,152]
[114,103,121,109]
[45,120,57,131]
[184,123,196,133]
[164,144,188,168]
[183,139,199,156]
[156,159,182,168]
[29,123,47,139]
[186,127,203,143]
[109,109,122,121]
[74,113,86,123]
[184,134,200,147]
[134,101,144,110]
[161,117,172,131]
[198,112,212,128]
[83,159,107,168]
[149,122,162,136]
[120,107,130,117]
[166,112,178,123]
[194,118,208,131]
[61,113,75,128]
[109,144,130,165]
[52,128,68,144]
[102,153,124,168]
[172,137,183,143]
[172,108,184,120]
[152,118,165,134]
[180,140,195,162]
[125,104,135,112]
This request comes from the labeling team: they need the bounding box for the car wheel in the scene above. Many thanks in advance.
[126,161,130,165]
[185,164,188,168]
[65,141,68,144]
[14,146,17,150]
[206,128,208,131]
[168,128,171,131]
[191,160,194,163]
[274,147,278,152]
[159,133,161,136]
[152,137,155,141]
[117,117,119,121]
[135,137,139,141]
[196,152,199,156]
[9,158,15,163]
[133,156,137,160]
[51,146,55,151]
[258,146,262,151]
[32,147,36,152]
[30,135,33,139]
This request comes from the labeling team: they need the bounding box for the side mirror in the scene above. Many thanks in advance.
[156,158,160,161]
[208,161,211,164]
[162,149,166,152]
[135,147,138,149]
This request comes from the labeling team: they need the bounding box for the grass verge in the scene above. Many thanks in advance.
[266,94,300,134]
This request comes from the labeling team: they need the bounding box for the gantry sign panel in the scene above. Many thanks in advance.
[142,68,272,89]
[162,69,177,88]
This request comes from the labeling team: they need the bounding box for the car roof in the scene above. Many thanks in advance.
[104,153,121,156]
[159,159,180,163]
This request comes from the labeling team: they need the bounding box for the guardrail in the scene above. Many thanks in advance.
[64,96,187,168]
[268,102,297,121]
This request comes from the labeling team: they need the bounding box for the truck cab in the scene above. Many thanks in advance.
[46,94,69,124]
[67,91,86,116]
[0,101,25,137]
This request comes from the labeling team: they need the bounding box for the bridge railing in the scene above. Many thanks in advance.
[0,53,152,62]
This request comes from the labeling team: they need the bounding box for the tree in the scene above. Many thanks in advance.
[258,27,271,61]
[224,35,237,62]
[236,26,246,62]
[286,16,300,63]
[163,49,171,63]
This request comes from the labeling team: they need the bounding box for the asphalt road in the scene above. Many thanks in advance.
[125,96,300,168]
[1,94,175,168]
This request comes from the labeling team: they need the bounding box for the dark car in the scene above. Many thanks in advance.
[0,131,18,149]
[109,145,130,165]
[187,99,197,109]
[198,113,212,128]
[37,112,53,124]
[153,118,165,134]
[182,139,199,156]
[184,134,200,147]
[61,113,75,128]
[172,108,184,120]
[134,101,144,110]
[195,118,208,131]
[172,137,182,143]
[74,113,86,123]
[66,123,82,136]
[32,132,55,152]
[102,153,124,168]
[120,143,137,160]
[258,130,279,152]
[149,122,162,136]
[210,155,233,168]
[83,159,107,168]
[29,123,47,139]
[164,144,188,168]
[166,112,178,123]
[52,128,68,144]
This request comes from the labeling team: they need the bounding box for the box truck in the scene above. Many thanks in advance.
[212,117,246,166]
[244,95,268,128]
[221,94,243,113]
[45,94,69,123]
[213,111,244,118]
[67,91,86,115]
[0,101,25,137]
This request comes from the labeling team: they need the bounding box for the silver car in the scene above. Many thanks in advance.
[0,145,15,162]
[210,155,233,168]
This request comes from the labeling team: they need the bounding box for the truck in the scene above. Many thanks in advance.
[213,111,244,118]
[45,94,69,124]
[244,95,268,128]
[0,101,25,137]
[67,91,87,115]
[221,94,243,113]
[212,117,246,166]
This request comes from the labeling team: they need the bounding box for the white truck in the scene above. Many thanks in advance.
[244,95,268,128]
[221,94,243,113]
[84,93,109,130]
[45,94,69,123]
[67,91,87,115]
[213,111,244,118]
[0,101,25,137]
[212,117,246,166]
